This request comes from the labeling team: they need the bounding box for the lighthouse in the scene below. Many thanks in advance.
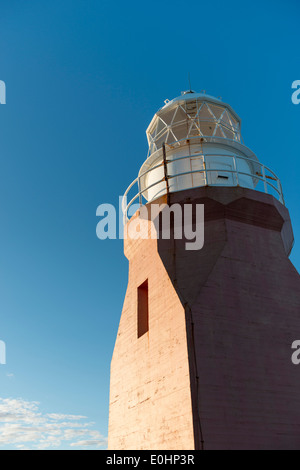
[108,90,300,450]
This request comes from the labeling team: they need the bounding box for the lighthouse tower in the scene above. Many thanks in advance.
[108,91,300,450]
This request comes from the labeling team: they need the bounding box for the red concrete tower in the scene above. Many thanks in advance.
[108,91,300,450]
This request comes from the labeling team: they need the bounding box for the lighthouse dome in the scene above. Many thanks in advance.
[146,90,241,157]
[139,90,262,202]
[122,90,284,223]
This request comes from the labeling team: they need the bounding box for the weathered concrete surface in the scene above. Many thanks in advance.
[108,187,300,450]
[108,204,195,450]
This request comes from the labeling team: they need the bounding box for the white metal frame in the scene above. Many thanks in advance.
[122,151,284,224]
[147,100,241,156]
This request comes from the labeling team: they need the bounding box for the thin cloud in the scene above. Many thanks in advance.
[70,439,105,447]
[0,398,107,450]
[46,413,87,421]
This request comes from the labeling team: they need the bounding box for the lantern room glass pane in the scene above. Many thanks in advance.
[198,103,214,120]
[228,111,239,131]
[189,123,201,137]
[214,126,225,138]
[154,130,168,148]
[166,129,177,144]
[160,108,176,126]
[220,110,232,127]
[172,106,188,124]
[221,126,235,140]
[200,121,216,136]
[172,123,189,141]
[208,104,224,119]
[155,118,166,136]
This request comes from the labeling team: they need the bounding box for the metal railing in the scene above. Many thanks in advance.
[122,151,284,224]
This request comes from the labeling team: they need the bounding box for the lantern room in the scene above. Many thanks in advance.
[122,91,284,223]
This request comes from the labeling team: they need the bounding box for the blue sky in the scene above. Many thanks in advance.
[0,0,299,449]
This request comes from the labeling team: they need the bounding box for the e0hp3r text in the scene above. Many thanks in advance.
[150,455,194,465]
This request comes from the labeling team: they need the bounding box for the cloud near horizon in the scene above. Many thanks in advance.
[0,397,107,450]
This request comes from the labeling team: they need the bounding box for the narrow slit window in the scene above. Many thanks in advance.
[137,280,149,338]
[217,173,229,179]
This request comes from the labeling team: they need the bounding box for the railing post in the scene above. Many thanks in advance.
[278,179,284,204]
[203,153,208,185]
[122,194,128,227]
[262,165,268,194]
[138,175,142,207]
[162,143,170,205]
[233,155,239,186]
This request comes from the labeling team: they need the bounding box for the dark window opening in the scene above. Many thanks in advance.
[137,280,149,338]
[217,174,229,179]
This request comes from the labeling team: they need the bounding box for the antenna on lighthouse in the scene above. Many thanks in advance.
[188,73,192,92]
[181,74,195,96]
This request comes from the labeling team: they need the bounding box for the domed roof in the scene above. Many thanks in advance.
[157,90,240,122]
[146,90,242,156]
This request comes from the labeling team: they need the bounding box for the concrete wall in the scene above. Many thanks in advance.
[108,187,300,450]
[156,187,300,449]
[108,210,195,449]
